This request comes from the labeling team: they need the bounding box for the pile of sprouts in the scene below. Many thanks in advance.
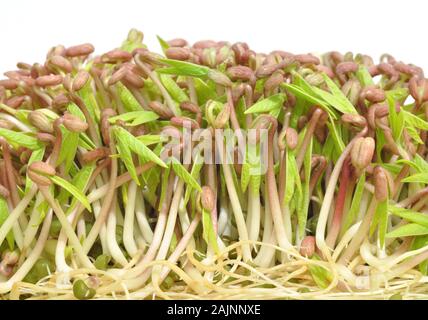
[1,29,428,300]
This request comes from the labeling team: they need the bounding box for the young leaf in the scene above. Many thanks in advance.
[78,82,100,123]
[281,83,336,119]
[202,208,219,254]
[342,173,365,233]
[50,175,91,212]
[193,78,216,104]
[156,35,170,53]
[356,65,374,86]
[240,160,251,192]
[115,130,139,184]
[108,110,159,125]
[57,127,79,173]
[61,165,95,214]
[389,205,428,228]
[114,127,167,168]
[244,94,285,114]
[401,172,428,184]
[184,153,204,206]
[116,82,143,112]
[318,73,358,115]
[327,121,345,153]
[406,126,423,144]
[169,157,202,192]
[308,254,332,289]
[0,128,42,150]
[159,73,189,103]
[157,58,210,77]
[411,235,428,275]
[402,110,428,130]
[137,134,167,146]
[67,103,86,121]
[386,223,428,238]
[78,134,96,150]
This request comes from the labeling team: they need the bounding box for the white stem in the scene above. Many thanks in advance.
[156,180,184,259]
[106,203,128,267]
[55,210,76,274]
[221,163,252,262]
[0,210,52,294]
[40,187,94,269]
[247,180,261,244]
[0,186,37,246]
[254,202,276,267]
[22,193,44,250]
[135,191,153,244]
[123,181,139,257]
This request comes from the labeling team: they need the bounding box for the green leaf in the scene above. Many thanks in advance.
[57,127,79,173]
[406,126,423,144]
[116,82,143,112]
[387,96,404,141]
[389,205,428,228]
[115,130,139,184]
[78,134,96,150]
[411,235,428,275]
[240,160,251,192]
[193,78,216,105]
[401,172,428,184]
[327,121,345,153]
[308,254,332,289]
[402,110,428,130]
[60,165,95,214]
[137,134,167,146]
[156,35,170,53]
[157,58,210,77]
[67,103,86,121]
[0,128,42,150]
[25,147,45,194]
[398,154,428,173]
[0,198,14,250]
[319,73,358,115]
[281,83,336,119]
[244,94,285,114]
[202,208,219,254]
[183,153,204,206]
[50,175,91,212]
[356,65,374,86]
[283,150,296,206]
[342,174,365,233]
[108,110,159,125]
[159,73,189,103]
[114,127,167,168]
[386,88,409,103]
[386,223,428,238]
[169,157,202,192]
[78,82,100,123]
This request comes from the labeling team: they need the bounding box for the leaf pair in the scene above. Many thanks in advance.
[108,110,159,127]
[113,126,167,185]
[158,58,210,77]
[386,205,428,238]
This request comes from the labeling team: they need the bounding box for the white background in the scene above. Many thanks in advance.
[1,0,427,71]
